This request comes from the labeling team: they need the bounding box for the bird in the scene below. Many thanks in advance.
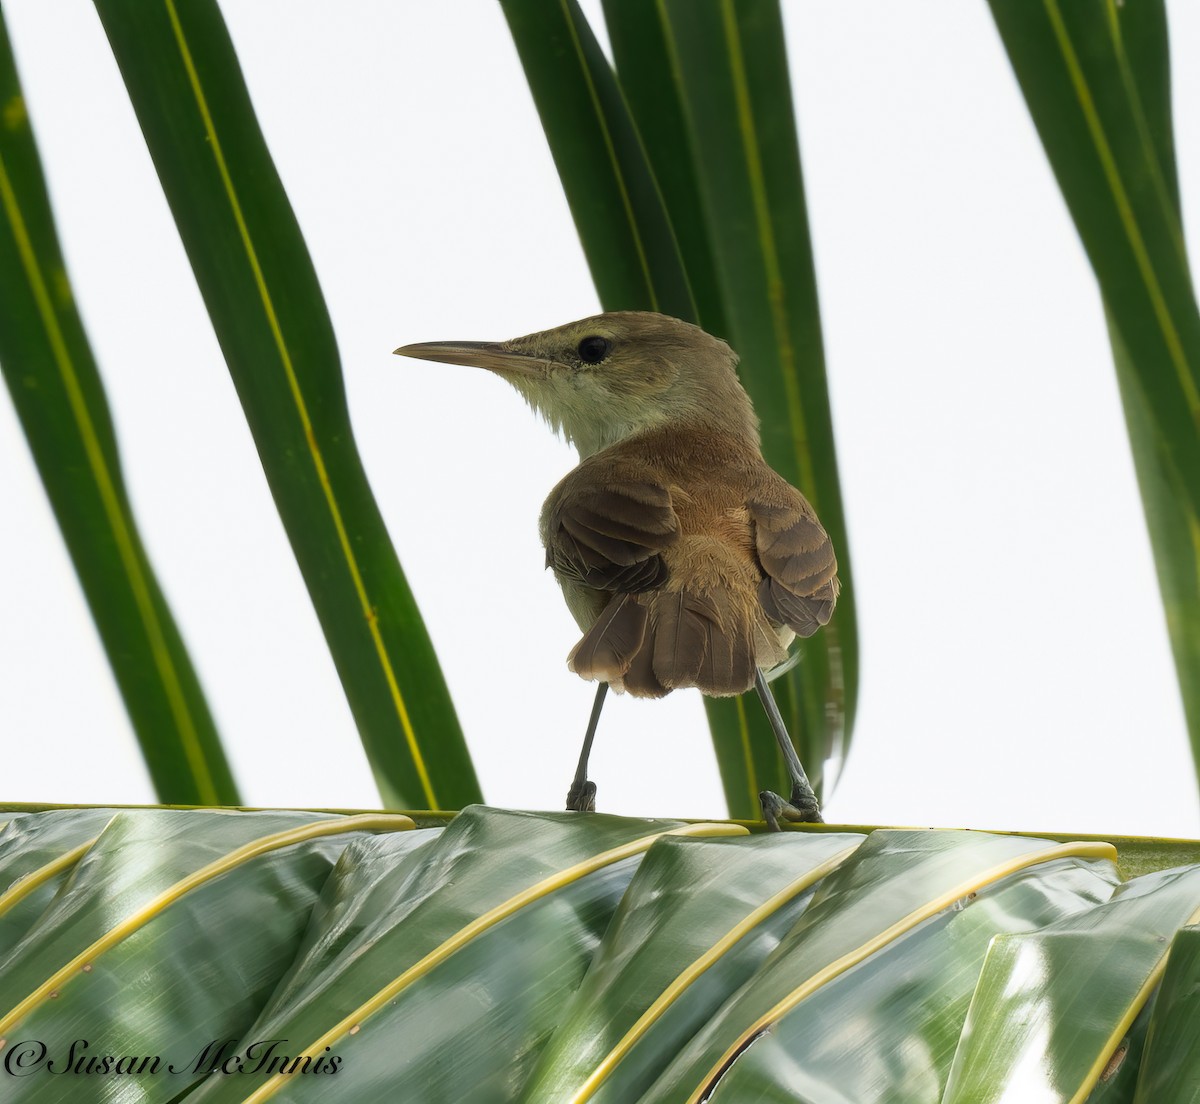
[395,311,839,828]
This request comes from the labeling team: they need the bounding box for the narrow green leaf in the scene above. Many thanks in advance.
[1114,0,1180,214]
[596,0,729,335]
[0,809,406,1104]
[635,830,1117,1104]
[943,864,1200,1104]
[644,0,856,810]
[1108,324,1200,791]
[90,0,479,811]
[1134,925,1200,1103]
[504,0,856,815]
[185,806,742,1103]
[692,855,1119,1103]
[499,0,695,318]
[1103,0,1200,789]
[988,0,1200,508]
[0,13,237,805]
[989,0,1200,782]
[520,832,864,1104]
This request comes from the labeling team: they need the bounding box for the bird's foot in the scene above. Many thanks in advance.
[566,779,597,813]
[760,786,822,831]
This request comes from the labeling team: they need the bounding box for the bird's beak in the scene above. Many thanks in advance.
[393,340,553,379]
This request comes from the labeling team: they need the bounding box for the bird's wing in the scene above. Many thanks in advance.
[750,485,839,637]
[544,478,679,592]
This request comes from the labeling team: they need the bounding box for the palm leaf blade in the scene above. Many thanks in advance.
[504,0,857,815]
[500,0,694,318]
[0,809,407,1104]
[942,864,1200,1104]
[0,14,236,805]
[1133,924,1200,1103]
[89,0,479,810]
[519,831,864,1103]
[989,0,1200,785]
[697,854,1120,1102]
[636,830,1119,1102]
[184,806,741,1103]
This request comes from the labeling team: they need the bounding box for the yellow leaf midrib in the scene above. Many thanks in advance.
[0,812,412,1037]
[684,839,1119,1104]
[236,821,746,1104]
[161,0,435,807]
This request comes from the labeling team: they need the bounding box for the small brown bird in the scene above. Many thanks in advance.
[396,311,839,827]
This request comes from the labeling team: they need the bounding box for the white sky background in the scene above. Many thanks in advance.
[2,1,1198,839]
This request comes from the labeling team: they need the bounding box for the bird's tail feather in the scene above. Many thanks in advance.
[567,594,647,685]
[567,587,762,698]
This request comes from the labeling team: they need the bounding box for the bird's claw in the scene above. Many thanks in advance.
[760,786,822,831]
[566,779,597,813]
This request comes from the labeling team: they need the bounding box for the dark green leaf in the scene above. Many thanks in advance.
[91,0,478,810]
[988,0,1200,510]
[596,0,728,335]
[1103,0,1200,792]
[989,0,1200,785]
[1108,323,1200,797]
[0,14,236,805]
[499,0,695,319]
[1134,925,1200,1103]
[655,0,855,807]
[505,0,857,815]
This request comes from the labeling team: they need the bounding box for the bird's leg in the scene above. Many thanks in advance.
[566,682,608,812]
[754,669,823,829]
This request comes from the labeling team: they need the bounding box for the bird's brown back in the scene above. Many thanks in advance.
[541,424,838,698]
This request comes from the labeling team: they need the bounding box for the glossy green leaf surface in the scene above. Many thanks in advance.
[0,15,236,805]
[187,806,742,1103]
[1084,995,1157,1104]
[90,0,478,811]
[1134,925,1200,1103]
[989,0,1200,781]
[503,0,856,815]
[239,825,443,1017]
[701,856,1120,1103]
[520,831,864,1103]
[0,808,1197,1103]
[637,830,1118,1103]
[0,808,410,1104]
[0,808,121,955]
[943,864,1200,1104]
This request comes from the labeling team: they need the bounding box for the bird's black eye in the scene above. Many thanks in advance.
[577,335,610,364]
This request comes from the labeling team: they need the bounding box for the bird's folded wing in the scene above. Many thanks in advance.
[545,480,679,592]
[750,491,839,637]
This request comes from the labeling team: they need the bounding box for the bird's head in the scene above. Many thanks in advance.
[395,311,759,457]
